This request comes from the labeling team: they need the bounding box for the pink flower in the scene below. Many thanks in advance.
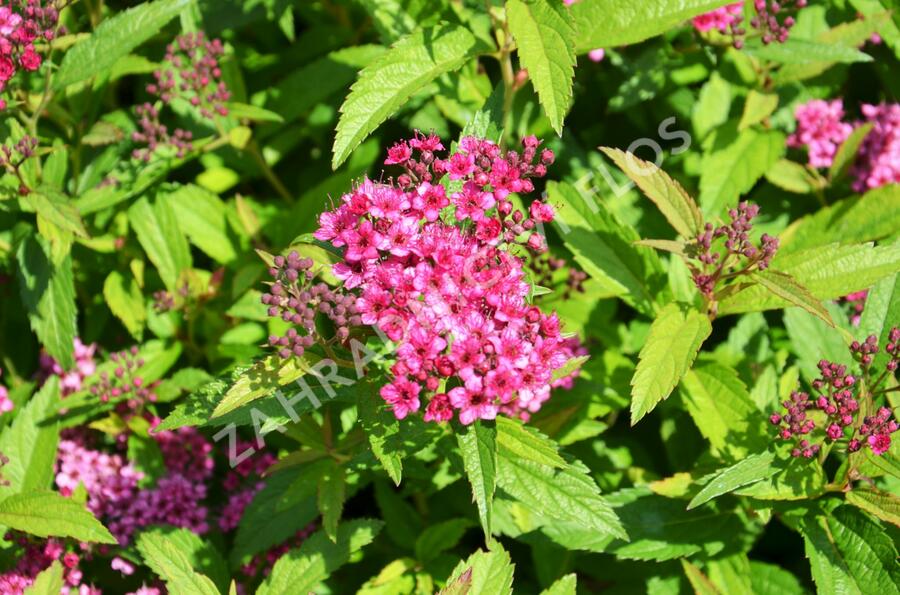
[869,433,891,455]
[588,48,605,62]
[18,47,39,71]
[448,152,476,179]
[0,8,22,37]
[385,141,412,164]
[449,387,498,425]
[529,200,555,223]
[423,393,453,422]
[788,99,853,169]
[412,182,448,222]
[692,2,743,33]
[852,103,900,191]
[453,181,495,222]
[380,377,421,419]
[344,219,384,262]
[0,368,12,414]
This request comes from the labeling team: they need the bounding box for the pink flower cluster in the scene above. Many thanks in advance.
[788,99,853,169]
[315,133,578,424]
[39,338,97,396]
[692,2,743,34]
[219,440,276,532]
[0,1,61,110]
[690,202,779,302]
[88,347,158,412]
[0,368,13,415]
[852,103,900,191]
[0,536,95,595]
[770,329,900,458]
[132,32,230,161]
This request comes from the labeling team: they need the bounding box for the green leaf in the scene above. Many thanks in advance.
[497,453,627,540]
[571,0,735,52]
[135,530,222,595]
[631,303,711,425]
[506,0,576,135]
[539,573,577,595]
[163,185,238,264]
[332,23,492,168]
[748,561,806,595]
[739,90,778,131]
[496,416,566,469]
[780,185,900,254]
[0,378,60,498]
[859,270,900,372]
[680,363,769,461]
[719,242,900,315]
[742,37,872,64]
[226,101,285,123]
[764,159,822,195]
[547,180,666,316]
[16,234,77,369]
[681,559,719,595]
[699,128,786,216]
[458,421,497,541]
[103,270,145,340]
[128,196,192,292]
[461,83,504,142]
[801,505,900,595]
[693,73,732,140]
[211,354,319,418]
[414,518,472,563]
[24,561,63,595]
[706,554,753,595]
[317,460,346,541]
[848,0,900,61]
[735,455,826,500]
[23,190,88,238]
[54,0,191,89]
[846,487,900,529]
[0,490,116,544]
[600,147,703,238]
[751,270,834,327]
[445,545,515,595]
[829,122,873,182]
[258,520,384,595]
[687,451,779,509]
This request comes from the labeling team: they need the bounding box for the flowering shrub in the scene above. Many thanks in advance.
[0,0,899,593]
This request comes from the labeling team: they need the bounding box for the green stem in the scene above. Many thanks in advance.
[247,140,294,203]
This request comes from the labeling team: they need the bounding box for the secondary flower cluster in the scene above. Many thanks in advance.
[692,0,806,47]
[262,251,362,359]
[0,535,94,594]
[788,99,853,169]
[0,368,13,415]
[790,99,900,191]
[0,0,62,110]
[1,134,37,192]
[39,337,97,396]
[132,32,230,161]
[770,329,900,458]
[314,133,577,424]
[88,347,159,413]
[689,201,779,303]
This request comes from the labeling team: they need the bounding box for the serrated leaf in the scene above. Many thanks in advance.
[600,148,703,238]
[128,197,192,292]
[211,354,319,418]
[458,421,497,541]
[719,242,900,315]
[830,122,873,182]
[445,546,515,595]
[497,453,627,540]
[801,505,900,595]
[24,561,63,595]
[687,451,779,509]
[317,460,346,542]
[699,128,786,216]
[332,23,492,168]
[680,363,769,461]
[734,455,826,500]
[571,0,735,52]
[748,561,806,595]
[0,490,116,544]
[539,573,577,595]
[548,180,666,316]
[16,235,77,369]
[135,530,221,595]
[495,416,565,469]
[507,0,575,135]
[739,90,778,130]
[751,270,833,327]
[846,487,900,528]
[23,190,88,238]
[743,37,873,64]
[0,378,59,499]
[257,520,384,595]
[764,159,821,194]
[163,184,238,264]
[103,270,145,340]
[631,303,711,425]
[461,83,504,142]
[54,0,191,89]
